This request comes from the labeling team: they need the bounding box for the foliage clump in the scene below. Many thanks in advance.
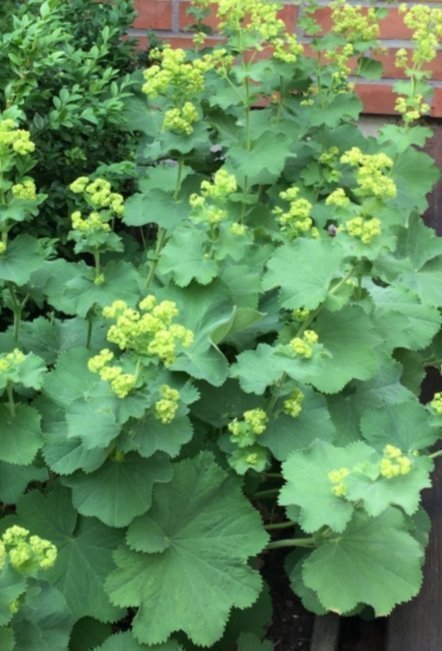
[1,0,442,649]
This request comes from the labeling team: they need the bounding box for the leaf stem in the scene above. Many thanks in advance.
[265,521,295,531]
[430,450,442,459]
[254,488,280,499]
[266,537,316,550]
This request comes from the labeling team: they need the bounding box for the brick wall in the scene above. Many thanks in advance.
[128,1,442,117]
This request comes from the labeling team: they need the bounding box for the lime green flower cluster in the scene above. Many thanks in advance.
[395,95,431,124]
[163,102,199,135]
[1,525,57,573]
[88,348,136,399]
[70,176,124,215]
[230,223,248,236]
[0,349,27,387]
[11,178,37,201]
[283,389,304,419]
[379,444,412,479]
[68,177,124,266]
[192,0,303,60]
[154,384,181,424]
[340,148,397,200]
[325,43,355,90]
[330,0,380,42]
[227,407,270,474]
[273,187,315,238]
[0,348,25,373]
[430,392,442,415]
[292,307,310,322]
[289,330,319,359]
[228,408,268,447]
[318,147,343,183]
[0,118,35,158]
[325,187,350,207]
[342,216,382,244]
[143,47,213,100]
[142,46,221,135]
[102,296,194,367]
[70,210,111,234]
[189,169,237,225]
[399,4,442,67]
[328,466,351,497]
[273,34,304,64]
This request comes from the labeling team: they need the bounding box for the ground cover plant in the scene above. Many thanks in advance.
[1,0,442,648]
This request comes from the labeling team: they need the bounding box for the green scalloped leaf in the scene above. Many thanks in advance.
[0,563,26,626]
[0,235,45,285]
[106,452,269,646]
[312,306,382,393]
[346,456,433,517]
[38,397,108,475]
[63,453,172,528]
[302,508,424,616]
[123,413,193,459]
[369,285,440,352]
[279,440,376,533]
[230,343,287,394]
[43,348,96,407]
[0,403,43,466]
[15,487,124,623]
[260,387,335,461]
[263,239,344,310]
[63,261,141,318]
[94,631,183,650]
[0,461,47,504]
[65,384,120,450]
[360,401,439,452]
[12,581,73,651]
[158,226,218,287]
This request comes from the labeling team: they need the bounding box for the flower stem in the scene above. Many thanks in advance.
[6,382,15,419]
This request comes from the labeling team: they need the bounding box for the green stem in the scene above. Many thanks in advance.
[329,265,356,297]
[265,521,295,531]
[94,250,101,279]
[8,283,22,343]
[86,315,93,349]
[145,159,184,290]
[430,450,442,460]
[254,488,280,499]
[6,382,15,418]
[266,537,316,550]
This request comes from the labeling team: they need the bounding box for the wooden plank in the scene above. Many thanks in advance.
[387,457,442,651]
[310,614,340,651]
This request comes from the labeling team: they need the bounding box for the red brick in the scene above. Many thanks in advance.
[355,83,442,118]
[376,48,442,82]
[309,7,413,40]
[179,2,220,31]
[133,0,173,31]
[355,82,397,115]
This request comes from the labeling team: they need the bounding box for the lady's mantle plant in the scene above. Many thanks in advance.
[1,0,442,648]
